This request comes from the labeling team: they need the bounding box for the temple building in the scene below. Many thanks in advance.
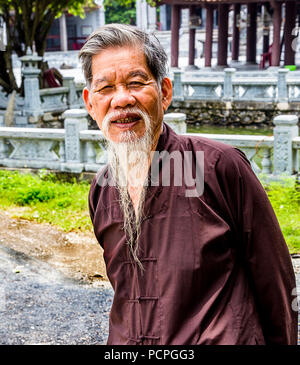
[45,0,300,71]
[46,1,105,52]
[157,0,300,69]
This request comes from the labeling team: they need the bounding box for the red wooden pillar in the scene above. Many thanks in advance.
[284,0,296,65]
[271,1,282,66]
[262,4,270,54]
[217,3,229,67]
[204,5,214,67]
[188,6,197,66]
[171,4,180,68]
[232,4,241,62]
[246,3,257,63]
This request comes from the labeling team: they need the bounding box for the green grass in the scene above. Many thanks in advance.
[0,169,92,232]
[261,177,300,255]
[0,169,299,254]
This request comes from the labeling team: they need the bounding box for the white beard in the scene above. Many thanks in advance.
[102,108,154,270]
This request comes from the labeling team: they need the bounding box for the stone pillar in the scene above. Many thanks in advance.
[59,13,68,52]
[246,3,257,64]
[95,0,105,27]
[273,114,299,175]
[63,76,80,109]
[217,4,229,67]
[160,5,167,31]
[181,8,190,32]
[223,68,236,101]
[136,0,148,31]
[204,5,214,67]
[277,68,289,102]
[136,0,142,29]
[171,5,180,68]
[232,4,240,62]
[173,69,184,101]
[271,1,282,67]
[284,0,296,65]
[19,48,43,123]
[0,137,8,160]
[61,109,88,173]
[141,0,148,30]
[163,113,187,134]
[148,5,157,32]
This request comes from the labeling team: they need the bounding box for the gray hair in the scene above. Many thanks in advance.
[78,23,168,88]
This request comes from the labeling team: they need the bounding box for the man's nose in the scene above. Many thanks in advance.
[110,86,136,109]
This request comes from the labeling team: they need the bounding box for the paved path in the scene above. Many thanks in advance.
[0,243,299,345]
[0,244,112,344]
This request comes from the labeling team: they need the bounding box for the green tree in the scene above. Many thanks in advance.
[0,0,96,93]
[103,0,136,25]
[103,0,157,25]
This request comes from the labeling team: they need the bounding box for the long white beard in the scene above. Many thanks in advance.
[102,108,153,270]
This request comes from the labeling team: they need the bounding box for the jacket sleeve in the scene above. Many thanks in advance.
[215,147,298,345]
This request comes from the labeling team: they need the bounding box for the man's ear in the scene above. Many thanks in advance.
[161,77,173,112]
[83,87,95,120]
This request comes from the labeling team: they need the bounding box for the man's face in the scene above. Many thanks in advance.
[83,45,172,145]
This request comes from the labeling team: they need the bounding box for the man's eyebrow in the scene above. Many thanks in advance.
[92,77,107,89]
[92,70,150,89]
[127,70,150,80]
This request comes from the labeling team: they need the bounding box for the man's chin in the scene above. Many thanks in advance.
[106,129,145,144]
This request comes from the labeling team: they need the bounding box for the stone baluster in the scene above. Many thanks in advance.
[173,69,184,101]
[97,141,108,166]
[19,48,43,124]
[63,76,79,109]
[261,147,272,174]
[0,138,8,159]
[84,141,100,172]
[163,113,187,134]
[61,109,88,173]
[223,68,236,101]
[59,141,65,163]
[273,114,299,175]
[277,68,289,103]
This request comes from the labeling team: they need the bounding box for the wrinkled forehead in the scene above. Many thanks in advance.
[90,45,154,86]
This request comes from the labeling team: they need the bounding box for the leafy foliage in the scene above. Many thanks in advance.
[103,0,157,25]
[103,0,136,25]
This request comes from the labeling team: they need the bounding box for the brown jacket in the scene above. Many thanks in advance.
[89,123,298,345]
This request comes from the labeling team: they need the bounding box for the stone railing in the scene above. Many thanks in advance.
[0,111,299,177]
[0,49,85,126]
[39,78,84,114]
[172,68,300,104]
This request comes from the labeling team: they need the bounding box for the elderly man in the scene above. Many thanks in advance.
[79,24,297,345]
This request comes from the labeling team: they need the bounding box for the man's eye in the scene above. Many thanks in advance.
[97,85,113,93]
[129,81,144,87]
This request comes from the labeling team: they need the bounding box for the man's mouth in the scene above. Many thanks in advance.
[110,113,142,130]
[111,116,140,124]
